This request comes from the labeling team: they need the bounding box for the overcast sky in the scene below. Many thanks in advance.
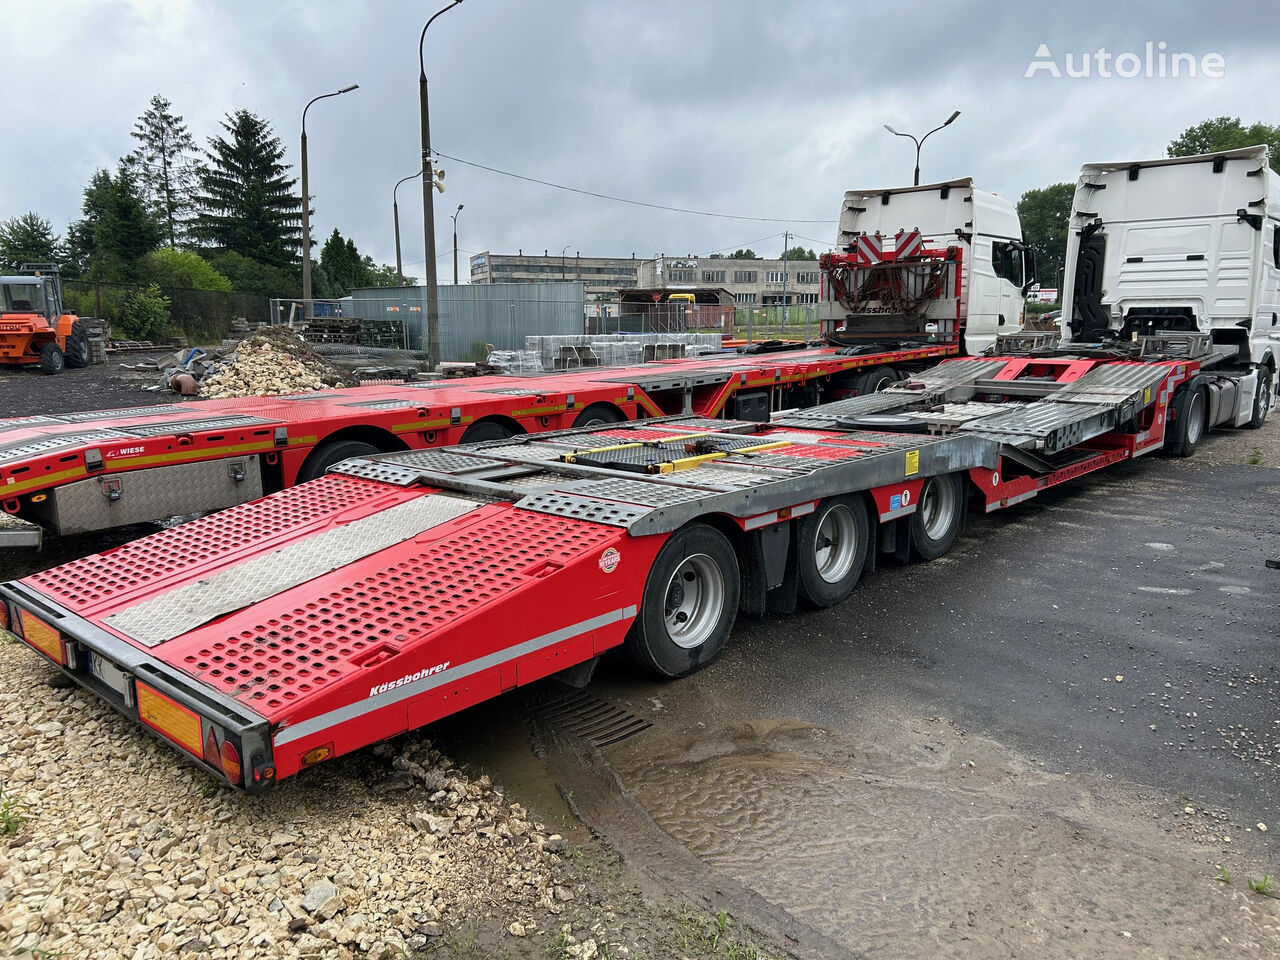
[7,0,1278,279]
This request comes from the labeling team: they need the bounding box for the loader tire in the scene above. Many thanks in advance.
[38,342,64,375]
[625,523,739,678]
[65,320,90,369]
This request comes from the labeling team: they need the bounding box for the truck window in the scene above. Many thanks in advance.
[1274,225,1280,269]
[991,241,1023,285]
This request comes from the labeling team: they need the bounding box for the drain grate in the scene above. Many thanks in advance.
[532,689,652,747]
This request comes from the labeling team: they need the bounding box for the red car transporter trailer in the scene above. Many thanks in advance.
[0,330,1257,791]
[0,343,955,548]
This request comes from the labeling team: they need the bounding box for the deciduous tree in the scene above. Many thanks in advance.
[1016,183,1074,288]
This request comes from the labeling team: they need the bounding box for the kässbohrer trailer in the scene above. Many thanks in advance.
[0,327,1259,791]
[0,343,959,549]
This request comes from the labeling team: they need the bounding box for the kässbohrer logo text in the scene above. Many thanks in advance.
[369,661,450,698]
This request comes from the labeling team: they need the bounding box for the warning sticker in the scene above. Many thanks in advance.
[905,450,919,476]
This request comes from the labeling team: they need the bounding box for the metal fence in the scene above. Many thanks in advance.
[344,282,585,362]
[588,302,821,342]
[63,280,269,342]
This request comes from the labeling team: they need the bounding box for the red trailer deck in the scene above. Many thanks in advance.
[2,335,1238,790]
[0,343,953,546]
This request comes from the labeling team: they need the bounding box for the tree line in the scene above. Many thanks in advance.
[0,95,408,304]
[1017,117,1280,294]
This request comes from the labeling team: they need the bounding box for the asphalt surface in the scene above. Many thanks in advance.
[595,454,1278,821]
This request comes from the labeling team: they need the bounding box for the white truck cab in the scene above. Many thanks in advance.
[819,178,1033,354]
[1063,146,1280,378]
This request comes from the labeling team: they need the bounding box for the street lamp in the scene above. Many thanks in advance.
[300,83,359,311]
[419,0,463,369]
[560,243,571,281]
[450,204,464,285]
[883,110,960,186]
[393,170,422,285]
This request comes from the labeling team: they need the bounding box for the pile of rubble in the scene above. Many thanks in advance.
[0,646,574,959]
[198,329,348,399]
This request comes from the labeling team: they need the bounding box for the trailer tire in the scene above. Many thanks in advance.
[460,419,518,443]
[909,472,964,560]
[64,320,91,369]
[573,403,626,428]
[1166,386,1207,457]
[296,440,380,483]
[797,496,869,607]
[625,523,739,678]
[38,342,64,375]
[1245,369,1272,430]
[854,366,898,395]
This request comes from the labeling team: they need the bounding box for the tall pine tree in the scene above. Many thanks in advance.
[127,95,197,248]
[192,110,302,269]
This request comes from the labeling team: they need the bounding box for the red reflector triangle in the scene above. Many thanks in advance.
[204,728,223,772]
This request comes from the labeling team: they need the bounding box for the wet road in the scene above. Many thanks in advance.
[438,453,1279,957]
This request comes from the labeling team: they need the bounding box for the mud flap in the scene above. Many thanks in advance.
[741,523,793,618]
[764,522,799,615]
[552,655,601,689]
[878,515,911,566]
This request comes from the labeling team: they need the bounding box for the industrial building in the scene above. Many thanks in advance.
[469,251,822,304]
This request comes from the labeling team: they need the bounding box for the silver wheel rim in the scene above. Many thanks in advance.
[920,476,956,541]
[814,503,858,583]
[1186,393,1204,444]
[1261,377,1272,415]
[663,553,724,649]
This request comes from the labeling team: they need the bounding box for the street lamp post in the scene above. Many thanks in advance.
[419,0,463,370]
[300,83,359,311]
[560,244,570,281]
[393,171,422,285]
[450,204,464,284]
[883,110,960,186]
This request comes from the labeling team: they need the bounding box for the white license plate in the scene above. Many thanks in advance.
[88,653,132,700]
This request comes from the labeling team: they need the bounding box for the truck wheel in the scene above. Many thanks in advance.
[460,419,517,443]
[38,342,64,375]
[1245,370,1272,430]
[625,524,739,678]
[573,403,625,428]
[910,473,964,560]
[1166,386,1207,457]
[797,495,869,607]
[64,320,91,369]
[297,439,380,483]
[854,366,897,395]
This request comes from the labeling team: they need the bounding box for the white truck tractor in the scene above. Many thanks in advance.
[1062,146,1277,431]
[818,178,1034,355]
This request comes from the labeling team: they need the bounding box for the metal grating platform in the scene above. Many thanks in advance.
[552,476,721,507]
[513,492,649,527]
[0,430,132,466]
[104,494,483,647]
[124,415,280,436]
[55,405,187,423]
[180,508,617,711]
[341,399,418,410]
[24,474,395,611]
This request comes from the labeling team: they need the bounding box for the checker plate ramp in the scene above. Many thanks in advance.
[104,493,483,647]
[0,430,132,466]
[123,415,279,436]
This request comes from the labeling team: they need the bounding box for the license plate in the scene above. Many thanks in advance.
[88,652,132,701]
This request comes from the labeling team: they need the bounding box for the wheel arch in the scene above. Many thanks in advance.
[461,414,526,442]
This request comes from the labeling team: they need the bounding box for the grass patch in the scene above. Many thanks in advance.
[1216,865,1232,884]
[1247,446,1264,466]
[1,784,30,835]
[1248,875,1276,896]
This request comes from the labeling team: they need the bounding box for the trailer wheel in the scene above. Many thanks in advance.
[38,342,64,375]
[1166,386,1207,457]
[297,439,380,483]
[64,320,91,369]
[625,524,739,678]
[573,403,625,428]
[460,419,518,443]
[854,366,897,395]
[1245,369,1272,430]
[797,496,869,607]
[910,472,964,560]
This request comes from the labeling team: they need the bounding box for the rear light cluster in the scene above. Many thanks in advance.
[136,681,243,785]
